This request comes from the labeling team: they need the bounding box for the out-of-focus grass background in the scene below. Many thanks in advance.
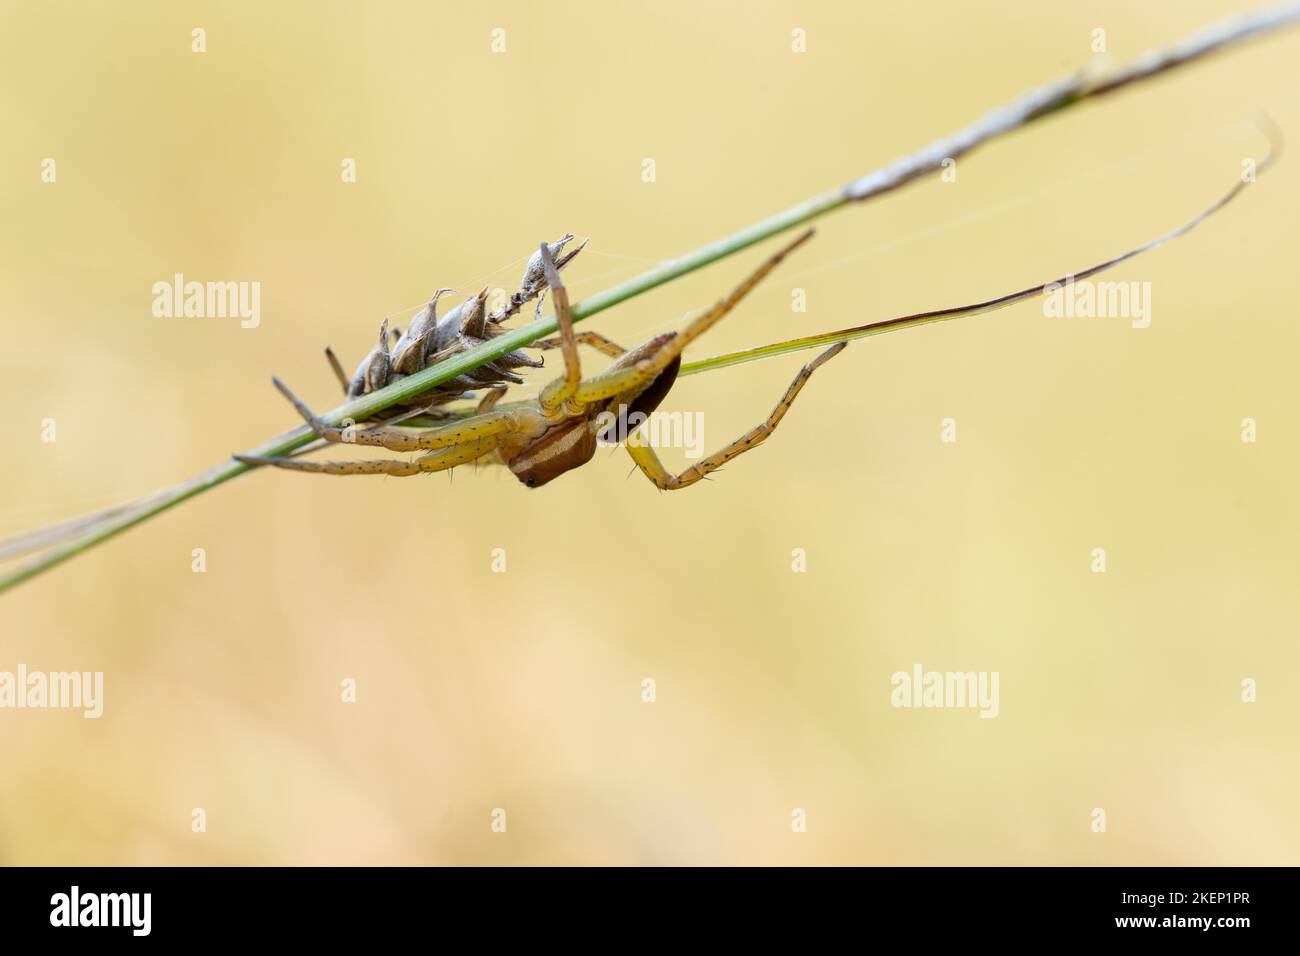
[1,0,1297,865]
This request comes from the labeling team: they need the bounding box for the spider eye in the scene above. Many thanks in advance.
[525,476,536,487]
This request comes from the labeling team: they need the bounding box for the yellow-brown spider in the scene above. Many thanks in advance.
[236,229,840,489]
[235,132,1272,490]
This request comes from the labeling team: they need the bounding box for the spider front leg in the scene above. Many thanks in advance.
[625,342,846,490]
[236,435,508,477]
[476,386,509,413]
[534,331,626,358]
[572,228,815,404]
[241,376,542,455]
[534,241,585,412]
[233,388,547,475]
[324,347,350,394]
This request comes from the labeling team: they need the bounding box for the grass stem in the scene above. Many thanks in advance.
[3,2,1298,594]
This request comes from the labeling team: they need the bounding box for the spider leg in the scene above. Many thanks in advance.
[266,377,540,451]
[573,364,654,404]
[536,242,583,411]
[236,434,506,477]
[535,331,626,358]
[477,387,509,413]
[324,347,350,393]
[572,228,814,404]
[624,342,845,490]
[650,227,815,362]
[372,401,472,428]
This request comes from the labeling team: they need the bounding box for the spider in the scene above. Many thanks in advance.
[235,135,1271,489]
[236,229,839,489]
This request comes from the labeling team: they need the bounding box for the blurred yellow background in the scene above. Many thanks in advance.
[2,0,1298,865]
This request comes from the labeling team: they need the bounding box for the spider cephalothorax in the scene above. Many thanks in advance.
[505,336,684,488]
